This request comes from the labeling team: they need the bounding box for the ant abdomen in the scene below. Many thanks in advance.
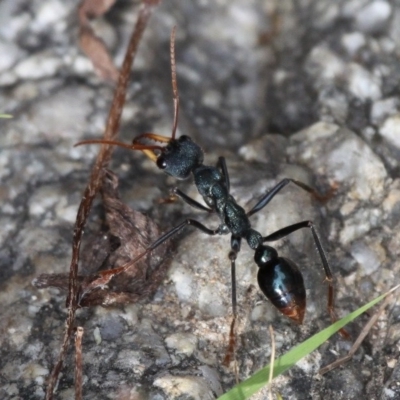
[255,245,306,324]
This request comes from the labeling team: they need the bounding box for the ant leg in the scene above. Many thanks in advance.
[172,188,214,213]
[216,157,230,192]
[263,221,341,330]
[229,236,241,319]
[81,218,222,302]
[147,218,221,251]
[247,178,316,217]
[224,236,241,366]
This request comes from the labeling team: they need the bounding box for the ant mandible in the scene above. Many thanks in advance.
[77,28,343,353]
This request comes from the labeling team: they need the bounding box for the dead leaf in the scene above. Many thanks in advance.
[78,0,119,81]
[34,170,170,308]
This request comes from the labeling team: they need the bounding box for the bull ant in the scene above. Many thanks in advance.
[77,28,344,361]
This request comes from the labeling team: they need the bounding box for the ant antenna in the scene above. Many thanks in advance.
[75,27,180,160]
[170,26,179,140]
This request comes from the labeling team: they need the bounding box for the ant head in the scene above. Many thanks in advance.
[74,134,203,180]
[156,135,203,180]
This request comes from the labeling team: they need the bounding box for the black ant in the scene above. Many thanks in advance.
[77,28,345,360]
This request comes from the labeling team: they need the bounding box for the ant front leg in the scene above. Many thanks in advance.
[145,218,221,253]
[172,187,214,213]
[262,221,343,331]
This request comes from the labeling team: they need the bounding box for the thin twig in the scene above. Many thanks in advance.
[319,291,397,375]
[45,2,161,398]
[75,327,84,400]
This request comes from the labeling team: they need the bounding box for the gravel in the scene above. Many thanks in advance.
[1,0,400,399]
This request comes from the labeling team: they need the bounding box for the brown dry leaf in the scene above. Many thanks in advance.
[79,0,116,18]
[34,170,170,307]
[79,171,170,306]
[78,0,119,81]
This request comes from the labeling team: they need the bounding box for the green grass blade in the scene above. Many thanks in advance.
[0,114,12,118]
[218,285,399,400]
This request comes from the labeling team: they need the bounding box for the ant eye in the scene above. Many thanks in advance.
[156,156,167,169]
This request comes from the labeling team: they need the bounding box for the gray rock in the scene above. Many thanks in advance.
[1,0,400,400]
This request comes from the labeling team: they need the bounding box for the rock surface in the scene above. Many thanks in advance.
[1,0,400,399]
